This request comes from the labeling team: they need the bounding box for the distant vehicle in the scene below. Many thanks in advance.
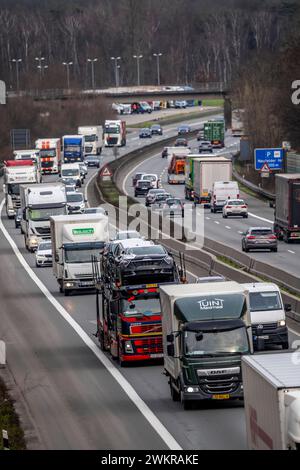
[131,102,152,114]
[61,163,81,188]
[104,120,126,147]
[151,193,172,210]
[197,130,204,141]
[63,135,85,163]
[223,199,248,218]
[84,207,107,215]
[162,147,168,158]
[242,227,278,253]
[161,198,184,218]
[84,155,101,168]
[134,180,152,197]
[274,174,300,243]
[196,276,226,283]
[150,124,163,136]
[113,230,142,241]
[211,181,239,213]
[35,241,53,268]
[78,126,103,156]
[14,208,23,229]
[78,162,88,180]
[139,128,152,138]
[175,138,188,147]
[175,100,187,109]
[66,192,86,214]
[132,172,145,187]
[62,178,78,188]
[204,120,225,148]
[199,140,213,153]
[145,189,166,206]
[65,184,77,194]
[141,174,160,189]
[35,138,61,174]
[177,124,191,135]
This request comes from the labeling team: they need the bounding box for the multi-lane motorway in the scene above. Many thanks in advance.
[0,112,299,450]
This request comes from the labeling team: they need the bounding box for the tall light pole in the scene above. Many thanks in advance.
[35,57,45,81]
[62,61,73,89]
[153,53,163,86]
[37,64,48,81]
[87,58,98,89]
[110,56,121,88]
[11,58,22,91]
[133,54,143,86]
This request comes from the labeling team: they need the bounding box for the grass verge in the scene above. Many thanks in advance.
[0,377,26,450]
[131,107,222,128]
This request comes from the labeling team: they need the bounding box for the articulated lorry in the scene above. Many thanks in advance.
[35,138,61,174]
[231,109,245,137]
[20,183,67,251]
[3,160,39,218]
[160,282,252,409]
[274,174,300,243]
[185,156,232,205]
[63,135,85,163]
[242,353,300,450]
[104,120,126,147]
[204,120,225,148]
[51,213,109,295]
[78,126,103,155]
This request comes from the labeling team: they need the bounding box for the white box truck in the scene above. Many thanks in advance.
[160,282,253,409]
[3,160,38,218]
[185,156,232,205]
[50,213,109,295]
[20,183,67,251]
[242,353,300,450]
[78,126,103,156]
[35,138,61,174]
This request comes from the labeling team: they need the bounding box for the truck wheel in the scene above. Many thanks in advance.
[64,290,70,296]
[170,383,180,402]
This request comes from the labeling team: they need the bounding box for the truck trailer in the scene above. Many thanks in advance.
[160,282,253,408]
[63,135,85,163]
[204,120,225,148]
[167,153,187,184]
[35,138,61,174]
[242,353,300,450]
[274,174,300,243]
[51,213,109,295]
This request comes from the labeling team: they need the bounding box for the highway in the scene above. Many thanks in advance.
[0,113,299,450]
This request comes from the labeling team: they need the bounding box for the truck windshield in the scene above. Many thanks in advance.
[29,206,65,221]
[184,328,249,357]
[249,291,282,312]
[62,169,79,177]
[121,298,160,317]
[105,126,120,134]
[40,150,56,157]
[84,135,96,142]
[64,247,101,263]
[7,183,20,195]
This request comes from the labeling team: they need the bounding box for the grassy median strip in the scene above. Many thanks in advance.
[131,107,222,128]
[0,377,26,450]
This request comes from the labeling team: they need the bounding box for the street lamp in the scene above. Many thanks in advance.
[62,61,73,89]
[37,64,49,80]
[110,56,121,88]
[133,55,143,86]
[87,58,98,89]
[11,58,22,91]
[153,53,163,86]
[35,57,45,80]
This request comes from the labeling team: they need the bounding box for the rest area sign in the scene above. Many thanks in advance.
[255,148,284,171]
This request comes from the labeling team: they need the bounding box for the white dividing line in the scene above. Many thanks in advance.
[214,221,220,225]
[248,212,273,224]
[225,226,231,230]
[0,199,182,451]
[288,250,296,255]
[238,231,243,235]
[206,217,211,220]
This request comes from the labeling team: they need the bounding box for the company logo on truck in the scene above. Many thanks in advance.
[72,228,94,236]
[198,298,224,311]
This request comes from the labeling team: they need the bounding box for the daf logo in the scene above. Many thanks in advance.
[197,367,240,377]
[198,298,224,311]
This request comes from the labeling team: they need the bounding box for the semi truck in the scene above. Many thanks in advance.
[20,183,67,252]
[51,213,109,295]
[14,149,42,182]
[242,353,300,450]
[274,174,300,243]
[104,120,126,147]
[35,138,61,174]
[3,160,38,218]
[185,156,232,205]
[160,281,252,409]
[167,154,187,184]
[204,120,225,148]
[78,126,103,155]
[62,135,85,163]
[231,109,245,137]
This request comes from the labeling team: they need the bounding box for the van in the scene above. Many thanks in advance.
[211,180,239,213]
[242,283,289,351]
[60,163,81,188]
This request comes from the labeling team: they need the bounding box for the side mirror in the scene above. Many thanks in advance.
[167,344,175,357]
[285,304,292,312]
[23,209,26,220]
[167,334,174,343]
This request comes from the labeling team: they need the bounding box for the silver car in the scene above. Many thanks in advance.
[35,241,53,267]
[162,198,184,217]
[242,227,278,253]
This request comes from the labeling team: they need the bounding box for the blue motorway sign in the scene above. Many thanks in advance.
[255,148,284,171]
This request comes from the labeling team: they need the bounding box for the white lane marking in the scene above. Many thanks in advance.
[214,221,220,225]
[206,217,211,220]
[225,226,231,230]
[84,169,99,208]
[248,212,273,224]
[288,250,296,255]
[0,199,182,451]
[122,152,161,194]
[238,231,243,234]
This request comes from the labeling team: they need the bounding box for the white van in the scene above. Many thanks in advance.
[60,163,81,188]
[242,283,289,351]
[211,180,239,213]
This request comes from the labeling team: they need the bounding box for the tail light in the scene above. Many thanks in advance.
[225,206,230,209]
[268,235,277,240]
[237,194,240,199]
[247,235,256,240]
[241,205,247,209]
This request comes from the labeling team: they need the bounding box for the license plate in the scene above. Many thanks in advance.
[150,353,163,358]
[259,335,269,340]
[80,281,94,286]
[212,394,230,400]
[146,284,158,288]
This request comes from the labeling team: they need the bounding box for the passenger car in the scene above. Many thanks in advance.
[175,138,188,147]
[35,241,53,267]
[145,189,166,206]
[84,207,107,215]
[65,184,77,194]
[134,180,152,197]
[223,199,248,218]
[177,125,191,135]
[141,174,160,189]
[150,124,163,136]
[175,100,187,109]
[66,192,86,214]
[15,208,23,229]
[161,198,184,217]
[199,140,213,153]
[242,227,278,252]
[85,155,101,168]
[132,172,145,187]
[139,128,152,138]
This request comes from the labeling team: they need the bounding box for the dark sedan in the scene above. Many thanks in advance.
[177,125,191,135]
[134,180,152,197]
[151,124,163,136]
[85,155,101,167]
[139,128,152,138]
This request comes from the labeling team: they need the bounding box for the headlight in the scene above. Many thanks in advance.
[164,256,173,265]
[186,387,199,393]
[278,320,286,327]
[125,341,134,354]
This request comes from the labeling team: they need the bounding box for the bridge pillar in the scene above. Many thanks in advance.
[224,96,232,130]
[0,80,6,104]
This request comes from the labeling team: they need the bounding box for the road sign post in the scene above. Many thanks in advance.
[100,166,113,182]
[2,430,9,450]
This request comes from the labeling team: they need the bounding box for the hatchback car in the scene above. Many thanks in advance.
[199,140,213,153]
[134,180,152,197]
[15,208,23,229]
[35,241,53,267]
[223,199,248,218]
[242,227,278,253]
[175,138,188,147]
[66,192,86,214]
[139,128,152,138]
[65,184,77,194]
[177,125,191,135]
[85,155,101,168]
[162,198,184,217]
[150,124,163,136]
[132,172,145,187]
[141,174,160,189]
[145,189,166,206]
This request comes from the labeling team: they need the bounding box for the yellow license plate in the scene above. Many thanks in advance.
[212,394,230,400]
[146,284,158,288]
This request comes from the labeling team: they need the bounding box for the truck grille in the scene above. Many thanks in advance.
[108,138,118,145]
[85,146,93,153]
[252,322,278,335]
[134,337,163,354]
[130,324,162,335]
[198,375,240,395]
[35,227,50,235]
[74,274,92,279]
